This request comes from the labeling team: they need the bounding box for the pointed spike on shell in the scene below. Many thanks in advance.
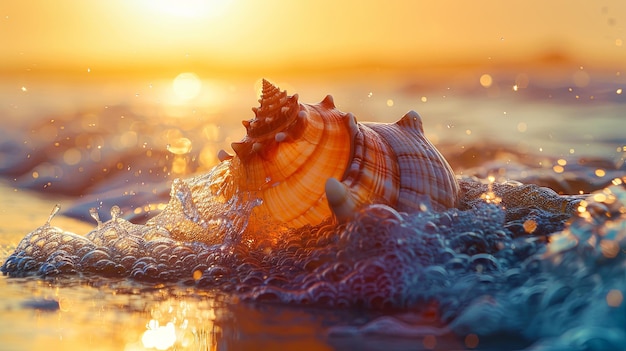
[320,94,335,109]
[217,149,233,162]
[231,141,246,157]
[275,132,288,143]
[325,178,358,224]
[397,110,424,133]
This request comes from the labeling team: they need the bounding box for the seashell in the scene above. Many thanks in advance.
[218,79,459,228]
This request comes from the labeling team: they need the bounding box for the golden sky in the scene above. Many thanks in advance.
[1,0,625,77]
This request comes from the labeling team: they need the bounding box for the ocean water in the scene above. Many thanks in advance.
[1,71,625,351]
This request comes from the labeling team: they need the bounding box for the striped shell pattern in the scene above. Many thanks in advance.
[218,80,459,228]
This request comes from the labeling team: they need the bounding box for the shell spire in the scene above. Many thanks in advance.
[231,79,306,161]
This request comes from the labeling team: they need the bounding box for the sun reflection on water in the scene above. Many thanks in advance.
[141,320,176,350]
[133,297,220,351]
[172,73,203,101]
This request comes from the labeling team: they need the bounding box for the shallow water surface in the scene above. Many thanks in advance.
[1,73,625,351]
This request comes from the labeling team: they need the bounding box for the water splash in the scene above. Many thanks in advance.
[3,168,626,350]
[89,207,102,229]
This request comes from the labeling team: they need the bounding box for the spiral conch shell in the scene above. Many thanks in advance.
[216,79,458,228]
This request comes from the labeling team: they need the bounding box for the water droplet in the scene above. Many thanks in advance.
[89,207,102,228]
[111,205,121,222]
[46,204,61,225]
[166,137,192,155]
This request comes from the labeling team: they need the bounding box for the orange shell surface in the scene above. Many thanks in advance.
[231,81,353,227]
[225,80,459,229]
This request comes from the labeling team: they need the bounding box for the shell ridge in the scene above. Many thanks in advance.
[396,110,424,135]
[340,123,400,208]
[367,121,458,211]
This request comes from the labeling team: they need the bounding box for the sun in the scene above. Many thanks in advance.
[172,72,202,100]
[140,0,230,19]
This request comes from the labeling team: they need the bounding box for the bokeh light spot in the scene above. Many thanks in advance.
[171,157,188,174]
[479,74,492,88]
[193,270,203,281]
[465,333,479,348]
[600,240,620,259]
[523,219,537,233]
[63,148,82,166]
[423,334,437,349]
[606,289,623,307]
